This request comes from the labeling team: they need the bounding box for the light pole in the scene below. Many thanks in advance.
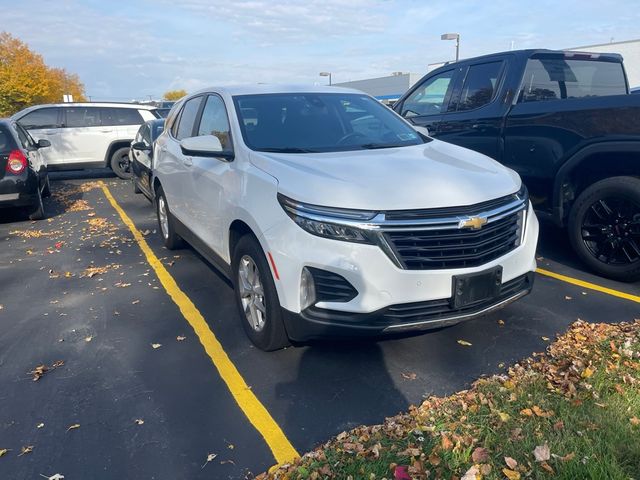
[441,33,460,62]
[319,71,332,86]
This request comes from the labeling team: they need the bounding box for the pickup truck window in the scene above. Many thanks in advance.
[456,61,503,111]
[401,70,454,117]
[520,58,627,103]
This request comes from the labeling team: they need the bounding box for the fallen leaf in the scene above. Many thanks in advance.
[630,417,640,426]
[132,300,140,305]
[565,295,572,300]
[66,424,80,432]
[441,435,453,451]
[151,343,162,349]
[582,367,594,378]
[134,419,144,425]
[176,336,186,341]
[37,423,45,429]
[0,448,9,457]
[520,408,533,417]
[401,372,417,380]
[394,465,411,480]
[201,453,217,469]
[457,339,472,346]
[85,336,93,342]
[502,468,520,480]
[472,446,489,463]
[39,475,65,480]
[18,445,33,456]
[553,420,564,431]
[498,411,511,422]
[461,465,480,480]
[498,319,505,326]
[541,336,550,341]
[532,405,553,418]
[540,461,554,474]
[428,453,441,466]
[533,443,550,462]
[227,444,234,450]
[504,457,518,469]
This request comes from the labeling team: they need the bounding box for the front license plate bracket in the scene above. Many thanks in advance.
[451,266,502,309]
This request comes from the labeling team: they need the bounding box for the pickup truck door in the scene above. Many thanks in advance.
[396,68,457,135]
[433,59,510,161]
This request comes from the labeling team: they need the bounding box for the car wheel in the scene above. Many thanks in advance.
[568,176,640,282]
[42,174,51,198]
[28,185,45,221]
[110,147,133,180]
[232,235,290,351]
[155,187,183,250]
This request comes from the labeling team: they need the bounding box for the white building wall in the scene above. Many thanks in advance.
[569,39,640,88]
[334,73,422,101]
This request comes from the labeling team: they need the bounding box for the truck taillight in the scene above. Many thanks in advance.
[6,150,27,174]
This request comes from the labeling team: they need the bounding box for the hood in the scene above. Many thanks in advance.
[250,140,521,211]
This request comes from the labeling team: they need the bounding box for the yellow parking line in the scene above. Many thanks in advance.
[99,182,299,465]
[536,267,640,304]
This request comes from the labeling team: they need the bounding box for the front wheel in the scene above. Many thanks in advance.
[568,176,640,282]
[110,147,133,180]
[232,235,290,351]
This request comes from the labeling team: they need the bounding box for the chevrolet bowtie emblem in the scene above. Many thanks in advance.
[459,216,488,230]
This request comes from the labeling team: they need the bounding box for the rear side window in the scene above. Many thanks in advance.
[101,108,144,126]
[0,127,14,152]
[65,107,101,127]
[174,97,203,140]
[19,107,60,129]
[520,58,627,102]
[14,123,35,150]
[455,61,504,111]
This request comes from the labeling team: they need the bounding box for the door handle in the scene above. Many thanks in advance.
[183,157,193,167]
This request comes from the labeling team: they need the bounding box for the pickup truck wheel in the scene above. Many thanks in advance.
[568,176,640,282]
[110,147,133,180]
[155,187,184,250]
[232,235,290,351]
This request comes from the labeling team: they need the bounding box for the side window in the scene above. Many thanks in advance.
[456,61,504,111]
[520,58,627,103]
[18,108,60,130]
[14,123,35,149]
[174,97,203,140]
[101,108,144,126]
[401,70,455,117]
[65,107,101,128]
[197,95,232,150]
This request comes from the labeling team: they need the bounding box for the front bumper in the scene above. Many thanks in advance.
[261,203,539,340]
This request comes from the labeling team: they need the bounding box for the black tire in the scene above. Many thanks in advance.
[155,187,184,250]
[28,185,45,221]
[42,174,51,198]
[232,235,290,351]
[110,147,133,180]
[568,176,640,282]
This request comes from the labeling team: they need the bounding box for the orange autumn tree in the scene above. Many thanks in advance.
[163,89,187,101]
[0,32,86,116]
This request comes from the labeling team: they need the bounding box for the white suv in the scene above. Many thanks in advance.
[13,103,159,179]
[153,85,538,351]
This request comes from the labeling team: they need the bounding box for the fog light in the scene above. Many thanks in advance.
[300,267,316,310]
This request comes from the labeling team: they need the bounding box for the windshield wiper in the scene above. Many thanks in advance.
[258,147,318,153]
[359,143,407,150]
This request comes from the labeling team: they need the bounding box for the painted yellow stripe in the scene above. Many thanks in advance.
[99,182,299,464]
[536,267,640,304]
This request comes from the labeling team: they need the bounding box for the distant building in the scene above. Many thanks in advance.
[334,72,423,104]
[568,38,640,88]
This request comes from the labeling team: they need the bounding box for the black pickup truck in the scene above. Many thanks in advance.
[394,49,640,281]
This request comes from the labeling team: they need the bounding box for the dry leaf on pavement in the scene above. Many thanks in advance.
[152,343,162,349]
[201,453,217,469]
[0,448,9,457]
[134,419,144,425]
[457,340,472,346]
[401,372,417,380]
[176,336,186,341]
[18,445,33,456]
[66,424,80,432]
[37,423,45,429]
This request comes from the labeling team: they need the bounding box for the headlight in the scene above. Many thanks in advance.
[514,183,529,247]
[277,193,377,243]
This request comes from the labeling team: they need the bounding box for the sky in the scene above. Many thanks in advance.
[2,0,639,101]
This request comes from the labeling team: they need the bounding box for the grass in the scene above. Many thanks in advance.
[258,320,640,479]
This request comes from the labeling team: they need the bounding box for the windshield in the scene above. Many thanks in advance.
[233,93,427,153]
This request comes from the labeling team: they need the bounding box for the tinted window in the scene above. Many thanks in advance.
[151,121,165,141]
[101,108,144,126]
[0,127,13,152]
[520,58,627,102]
[65,107,101,127]
[401,70,455,117]
[197,95,232,150]
[19,108,60,129]
[234,93,424,153]
[174,97,203,140]
[455,61,503,111]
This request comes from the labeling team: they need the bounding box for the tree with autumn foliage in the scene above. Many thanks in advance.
[0,32,86,116]
[163,89,187,101]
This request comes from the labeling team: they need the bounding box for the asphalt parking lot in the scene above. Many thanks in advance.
[1,172,639,480]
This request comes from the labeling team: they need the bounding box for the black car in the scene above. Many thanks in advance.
[394,49,640,281]
[130,118,165,202]
[0,119,51,220]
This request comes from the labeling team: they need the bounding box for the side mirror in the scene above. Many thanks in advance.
[131,141,150,151]
[180,135,234,160]
[37,139,51,149]
[413,125,430,137]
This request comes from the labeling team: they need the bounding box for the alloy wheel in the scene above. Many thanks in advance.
[158,196,169,240]
[581,196,640,265]
[238,255,267,332]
